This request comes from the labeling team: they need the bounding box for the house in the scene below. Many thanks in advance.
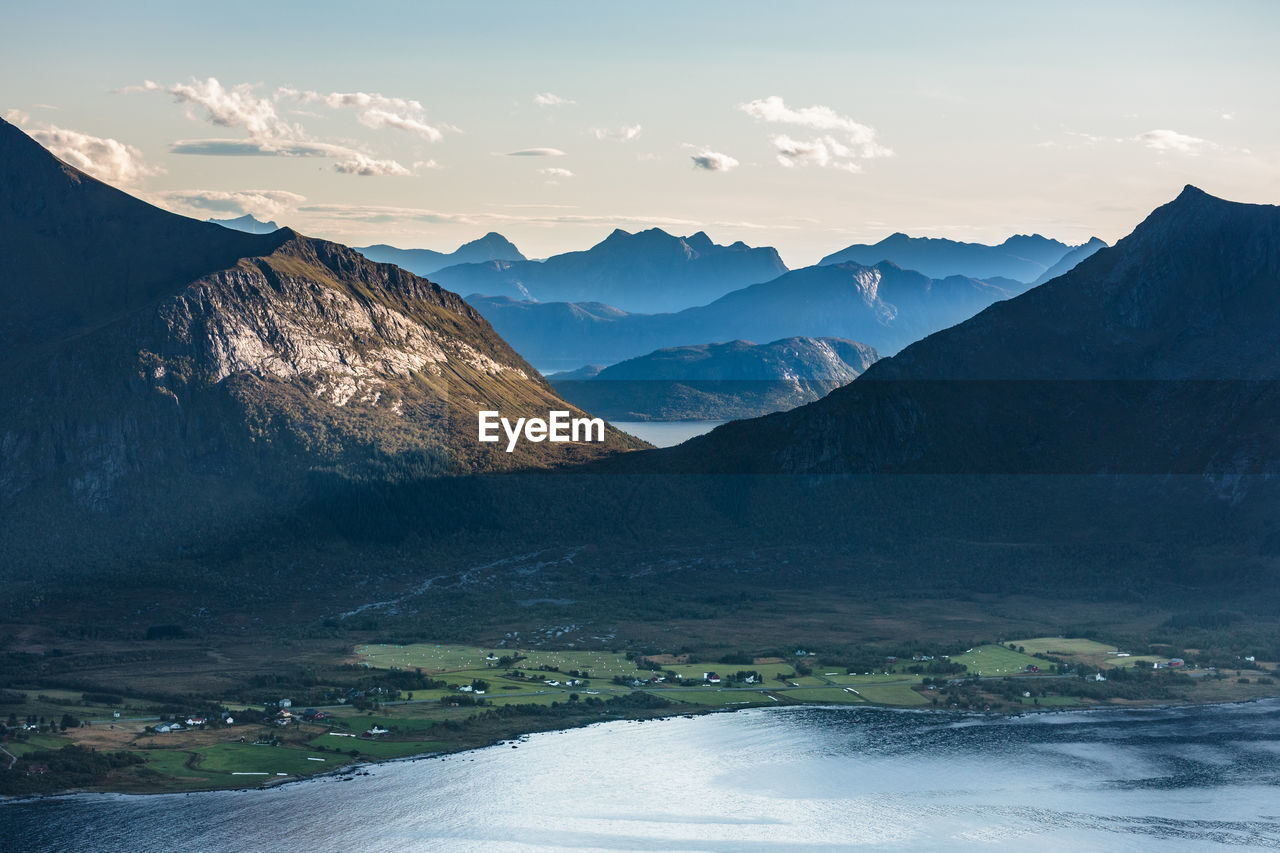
[26,764,49,775]
[364,725,389,737]
[705,672,722,684]
[1093,673,1107,682]
[185,716,208,726]
[1169,658,1185,667]
[312,711,330,721]
[278,699,292,708]
[1025,665,1040,673]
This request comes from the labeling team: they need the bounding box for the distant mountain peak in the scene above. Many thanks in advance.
[208,213,280,234]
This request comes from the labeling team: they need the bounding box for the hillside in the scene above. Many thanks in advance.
[209,214,280,234]
[551,337,879,420]
[0,117,641,564]
[433,228,788,313]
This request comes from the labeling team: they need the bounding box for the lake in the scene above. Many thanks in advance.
[610,420,726,447]
[6,701,1280,851]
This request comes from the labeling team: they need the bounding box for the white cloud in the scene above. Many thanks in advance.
[688,147,739,172]
[589,124,642,142]
[156,189,305,218]
[4,108,30,125]
[332,154,412,176]
[771,134,863,172]
[356,108,443,142]
[539,167,574,178]
[137,78,434,175]
[506,147,566,156]
[534,92,573,107]
[413,159,441,170]
[1135,128,1212,154]
[27,123,163,185]
[740,95,891,171]
[1221,112,1235,121]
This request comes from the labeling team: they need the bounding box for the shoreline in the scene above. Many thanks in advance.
[6,693,1277,803]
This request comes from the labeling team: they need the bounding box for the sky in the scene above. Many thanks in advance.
[3,1,1278,266]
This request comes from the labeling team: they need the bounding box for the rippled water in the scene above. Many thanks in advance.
[7,701,1280,851]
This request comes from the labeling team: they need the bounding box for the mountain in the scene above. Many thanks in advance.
[356,232,526,277]
[649,187,1280,476]
[209,213,280,234]
[550,337,879,420]
[0,117,640,562]
[1030,236,1107,286]
[470,262,1014,371]
[432,228,788,313]
[818,232,1083,283]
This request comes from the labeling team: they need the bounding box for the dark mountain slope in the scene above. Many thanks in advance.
[1030,237,1107,286]
[356,232,526,277]
[434,228,788,313]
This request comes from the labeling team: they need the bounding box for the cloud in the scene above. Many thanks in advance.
[534,92,573,107]
[505,147,566,156]
[26,123,163,185]
[413,159,441,170]
[688,147,739,172]
[1221,112,1235,121]
[4,108,30,125]
[137,78,430,175]
[332,154,413,176]
[156,189,305,218]
[539,167,574,178]
[1134,128,1213,154]
[589,124,642,142]
[740,95,891,171]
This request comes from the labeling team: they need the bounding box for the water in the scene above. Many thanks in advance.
[6,701,1280,851]
[610,420,726,447]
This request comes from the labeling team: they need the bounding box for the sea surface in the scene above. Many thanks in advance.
[610,420,725,447]
[6,701,1280,852]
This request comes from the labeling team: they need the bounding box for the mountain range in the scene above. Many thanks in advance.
[0,117,639,562]
[470,262,1015,371]
[649,186,1280,477]
[432,228,789,313]
[356,232,527,277]
[819,232,1106,283]
[550,337,879,421]
[209,213,280,234]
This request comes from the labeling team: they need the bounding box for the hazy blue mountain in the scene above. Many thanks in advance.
[433,228,788,313]
[208,213,280,234]
[650,187,1280,476]
[818,232,1083,283]
[470,262,1013,372]
[356,232,526,276]
[1030,236,1108,286]
[550,337,878,420]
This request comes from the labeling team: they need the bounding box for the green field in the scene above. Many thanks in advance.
[781,688,867,704]
[357,644,640,679]
[194,742,336,776]
[1012,637,1118,657]
[853,684,931,705]
[951,645,1048,676]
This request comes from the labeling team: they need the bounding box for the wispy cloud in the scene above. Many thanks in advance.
[539,167,574,178]
[505,147,566,157]
[589,124,642,142]
[687,147,739,172]
[533,92,573,107]
[25,122,163,185]
[134,78,419,175]
[4,108,30,125]
[1134,128,1213,155]
[155,188,305,219]
[740,95,892,171]
[333,154,413,176]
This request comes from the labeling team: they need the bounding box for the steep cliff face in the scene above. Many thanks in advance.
[0,119,641,562]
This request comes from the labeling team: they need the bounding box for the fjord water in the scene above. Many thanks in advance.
[9,701,1280,851]
[610,419,726,447]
